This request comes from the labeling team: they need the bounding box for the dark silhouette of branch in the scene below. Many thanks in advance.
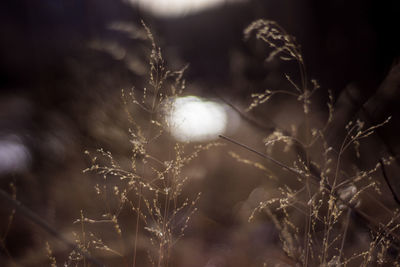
[215,93,275,134]
[215,92,310,169]
[380,159,400,206]
[0,189,105,267]
[219,134,301,176]
[343,85,400,166]
[219,134,400,245]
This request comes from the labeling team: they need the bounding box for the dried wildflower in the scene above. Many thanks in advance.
[242,19,399,267]
[244,19,320,119]
[46,242,57,267]
[229,151,276,180]
[68,22,206,267]
[246,89,273,111]
[244,19,302,63]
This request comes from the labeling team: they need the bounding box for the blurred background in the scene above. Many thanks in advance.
[1,0,400,266]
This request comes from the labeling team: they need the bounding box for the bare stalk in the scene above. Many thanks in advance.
[0,189,104,267]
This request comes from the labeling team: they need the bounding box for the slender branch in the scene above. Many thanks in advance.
[214,92,275,134]
[215,93,314,171]
[339,208,352,264]
[219,135,301,176]
[344,86,400,168]
[380,159,400,206]
[0,189,105,267]
[219,135,400,245]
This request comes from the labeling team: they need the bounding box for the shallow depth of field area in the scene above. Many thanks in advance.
[1,1,400,266]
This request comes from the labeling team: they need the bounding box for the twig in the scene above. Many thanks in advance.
[219,135,302,176]
[343,86,400,168]
[219,134,400,244]
[215,94,311,171]
[380,159,400,206]
[339,208,352,263]
[0,188,105,267]
[215,93,275,134]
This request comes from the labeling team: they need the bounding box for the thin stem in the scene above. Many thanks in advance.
[218,135,400,245]
[304,177,311,267]
[219,135,302,176]
[339,208,352,264]
[380,159,400,206]
[0,189,104,267]
[81,210,87,267]
[0,239,17,266]
[133,186,142,267]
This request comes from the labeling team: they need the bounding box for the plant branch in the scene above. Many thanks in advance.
[219,135,301,176]
[219,135,400,245]
[380,158,400,206]
[0,188,105,267]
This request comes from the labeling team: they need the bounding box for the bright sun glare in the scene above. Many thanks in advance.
[167,96,227,142]
[128,0,227,17]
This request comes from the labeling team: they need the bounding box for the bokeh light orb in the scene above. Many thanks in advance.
[128,0,229,17]
[166,96,227,142]
[0,136,30,175]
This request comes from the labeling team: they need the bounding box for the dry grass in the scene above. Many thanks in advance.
[223,19,400,266]
[45,22,219,267]
[2,18,400,267]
